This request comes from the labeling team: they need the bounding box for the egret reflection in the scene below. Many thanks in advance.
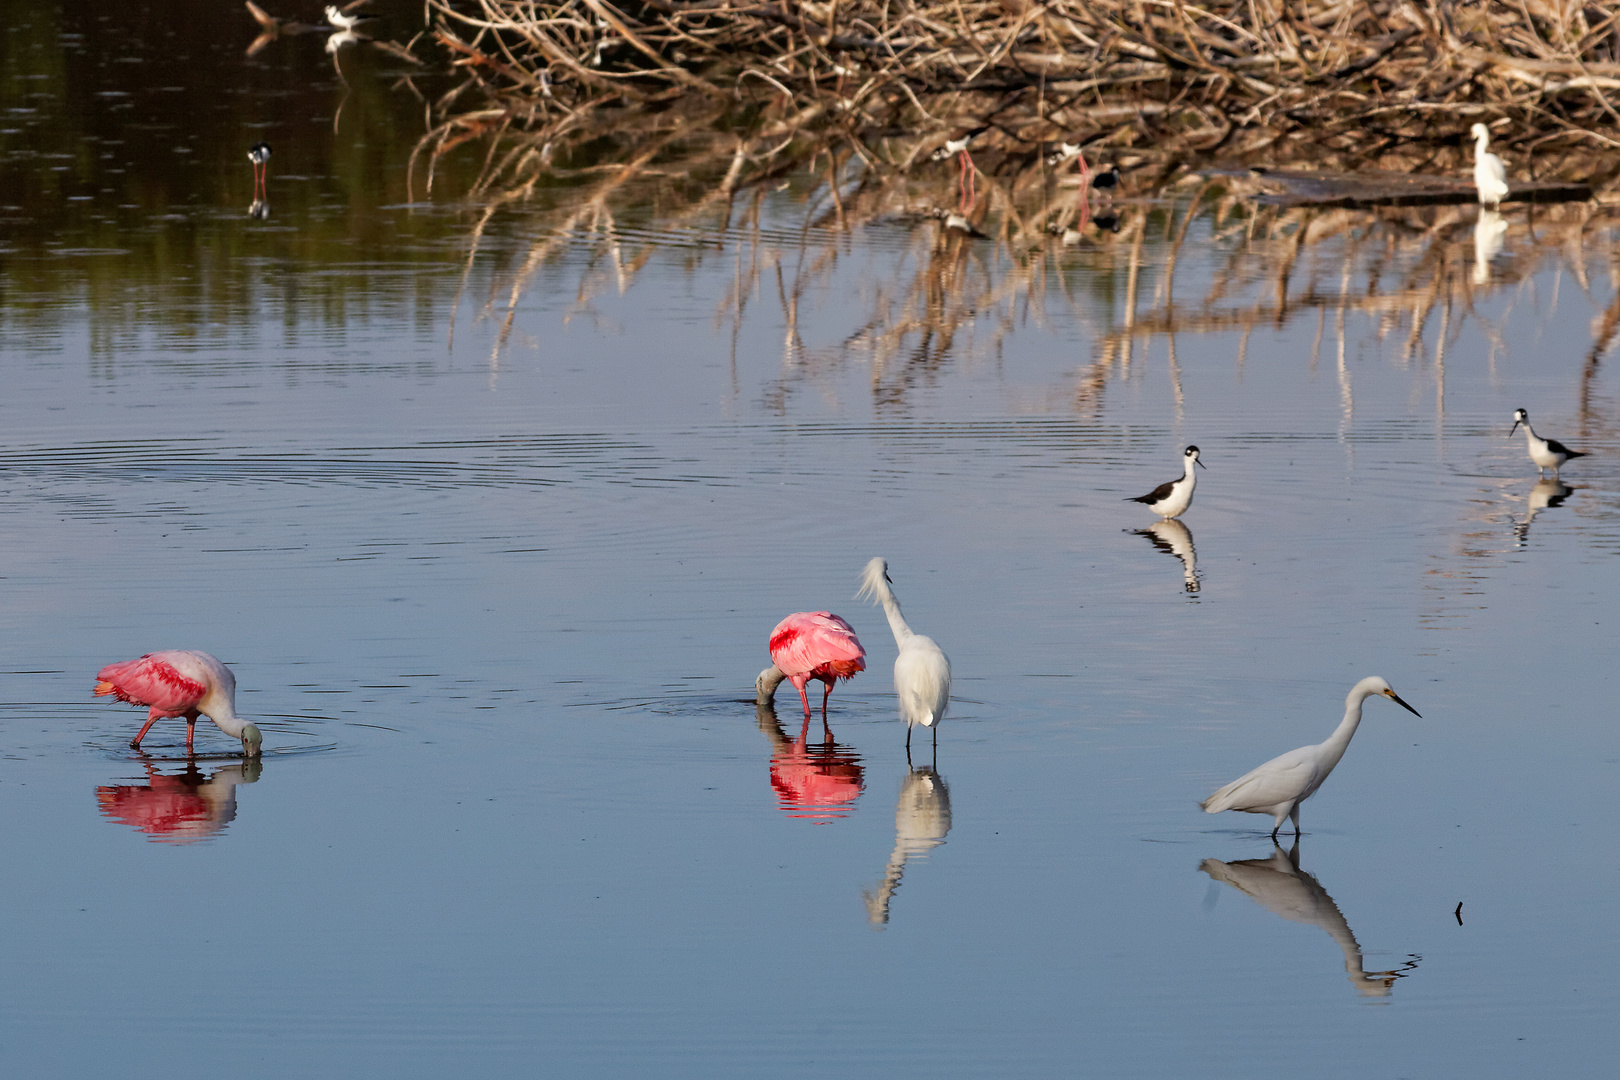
[1200,842,1419,998]
[95,758,262,844]
[1134,519,1200,592]
[1515,477,1572,545]
[863,762,953,925]
[755,702,864,821]
[1472,209,1507,284]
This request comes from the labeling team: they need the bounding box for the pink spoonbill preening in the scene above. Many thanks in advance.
[858,558,952,750]
[755,612,866,721]
[93,650,263,757]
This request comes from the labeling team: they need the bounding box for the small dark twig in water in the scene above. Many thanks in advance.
[1454,902,1464,925]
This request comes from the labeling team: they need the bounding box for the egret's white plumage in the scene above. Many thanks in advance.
[1201,676,1420,838]
[858,558,952,749]
[1510,408,1586,475]
[1471,123,1509,208]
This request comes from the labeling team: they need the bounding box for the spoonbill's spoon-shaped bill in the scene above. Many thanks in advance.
[94,650,263,757]
[755,611,866,720]
[857,557,952,749]
[1200,676,1419,839]
[1127,445,1204,519]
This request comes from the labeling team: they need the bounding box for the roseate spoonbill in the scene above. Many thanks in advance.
[755,612,866,720]
[858,558,951,749]
[1471,123,1509,209]
[1201,676,1420,839]
[93,651,263,757]
[863,764,952,925]
[1510,408,1587,475]
[1201,842,1418,997]
[247,142,271,200]
[1127,445,1204,519]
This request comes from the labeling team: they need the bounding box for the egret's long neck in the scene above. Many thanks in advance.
[1475,129,1490,159]
[1320,692,1368,763]
[874,584,915,646]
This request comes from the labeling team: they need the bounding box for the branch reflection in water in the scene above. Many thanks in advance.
[432,106,1620,425]
[95,758,262,845]
[1200,842,1419,999]
[1133,518,1200,594]
[863,760,952,927]
[755,702,864,821]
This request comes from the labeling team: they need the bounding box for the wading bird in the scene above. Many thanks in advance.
[1201,676,1420,839]
[1510,408,1586,476]
[94,651,263,757]
[1090,164,1122,191]
[1127,445,1204,519]
[755,612,866,721]
[325,3,377,31]
[858,558,951,750]
[247,141,271,200]
[930,125,990,206]
[1471,122,1509,209]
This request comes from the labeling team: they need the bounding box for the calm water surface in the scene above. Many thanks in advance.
[3,4,1619,1077]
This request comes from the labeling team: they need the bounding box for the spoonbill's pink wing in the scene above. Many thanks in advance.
[768,612,866,681]
[94,653,208,713]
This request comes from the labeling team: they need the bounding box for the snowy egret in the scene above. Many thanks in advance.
[1471,123,1509,209]
[1510,408,1586,475]
[858,558,952,749]
[1201,676,1420,838]
[1127,445,1204,519]
[755,611,866,720]
[94,651,263,757]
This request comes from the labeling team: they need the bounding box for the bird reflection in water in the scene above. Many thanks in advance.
[1200,842,1419,998]
[248,199,270,220]
[1134,518,1200,592]
[1515,477,1572,546]
[756,702,864,821]
[96,758,262,844]
[863,761,952,925]
[1473,209,1508,285]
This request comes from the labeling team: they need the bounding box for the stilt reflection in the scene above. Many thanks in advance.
[1134,519,1200,592]
[863,757,952,925]
[1200,842,1419,997]
[1515,477,1572,546]
[95,758,262,844]
[755,702,864,821]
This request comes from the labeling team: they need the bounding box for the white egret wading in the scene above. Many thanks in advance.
[858,558,952,750]
[1510,408,1586,475]
[1201,676,1420,839]
[1127,445,1204,519]
[1471,123,1509,209]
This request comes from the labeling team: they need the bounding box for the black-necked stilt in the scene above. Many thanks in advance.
[1510,409,1586,475]
[326,3,378,31]
[1091,164,1121,191]
[930,125,990,206]
[1471,123,1509,209]
[247,142,271,200]
[1045,141,1082,167]
[1201,676,1421,839]
[1127,445,1204,519]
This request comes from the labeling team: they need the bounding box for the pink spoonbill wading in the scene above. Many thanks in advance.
[94,650,263,757]
[755,612,867,721]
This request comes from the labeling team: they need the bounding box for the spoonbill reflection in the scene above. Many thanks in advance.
[1127,446,1204,519]
[863,764,953,925]
[1135,518,1200,592]
[96,759,261,844]
[93,651,263,757]
[1510,408,1587,476]
[858,558,952,749]
[1471,123,1509,209]
[755,611,866,720]
[756,702,864,820]
[1515,477,1572,545]
[1201,676,1420,838]
[1201,842,1419,997]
